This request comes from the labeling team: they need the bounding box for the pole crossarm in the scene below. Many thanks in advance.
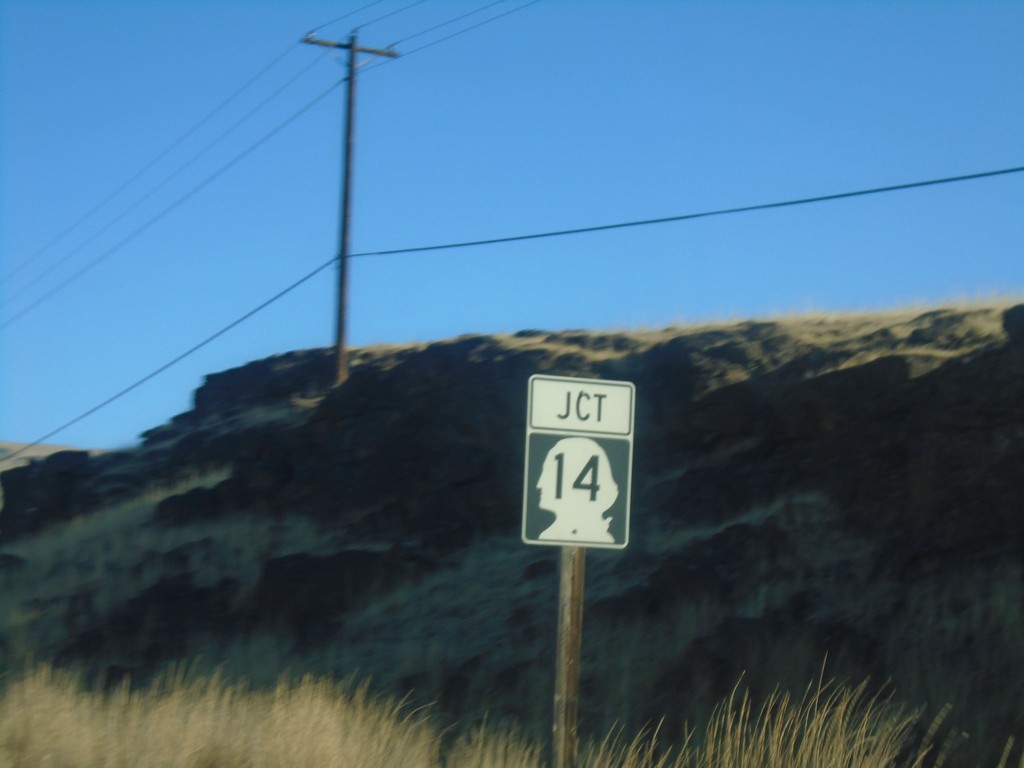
[301,34,400,58]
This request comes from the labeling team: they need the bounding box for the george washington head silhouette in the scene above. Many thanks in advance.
[536,436,619,543]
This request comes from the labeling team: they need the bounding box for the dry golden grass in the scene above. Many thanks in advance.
[0,666,439,768]
[691,681,916,768]
[1,665,1017,768]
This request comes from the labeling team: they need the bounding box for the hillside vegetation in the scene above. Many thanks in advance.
[2,302,1023,766]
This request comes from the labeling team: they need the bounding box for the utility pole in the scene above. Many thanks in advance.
[302,32,398,386]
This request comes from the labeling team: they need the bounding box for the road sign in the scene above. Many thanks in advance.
[522,374,635,549]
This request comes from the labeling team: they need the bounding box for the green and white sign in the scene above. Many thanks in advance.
[522,375,635,549]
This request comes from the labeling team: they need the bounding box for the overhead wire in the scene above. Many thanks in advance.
[356,0,431,31]
[307,0,389,36]
[5,44,299,285]
[388,0,510,47]
[398,0,544,58]
[7,162,1022,459]
[350,165,1024,258]
[4,257,338,461]
[7,52,332,308]
[1,76,346,330]
[359,0,542,74]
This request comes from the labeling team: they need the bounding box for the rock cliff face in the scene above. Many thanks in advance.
[2,304,1023,764]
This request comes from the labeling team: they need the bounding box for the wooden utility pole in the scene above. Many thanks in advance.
[302,32,398,386]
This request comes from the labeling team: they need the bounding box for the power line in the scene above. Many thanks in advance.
[400,0,543,58]
[360,0,541,74]
[1,77,345,330]
[349,165,1024,258]
[388,0,510,47]
[8,162,1021,456]
[357,0,431,31]
[7,53,330,307]
[5,44,299,285]
[308,0,390,36]
[3,257,337,462]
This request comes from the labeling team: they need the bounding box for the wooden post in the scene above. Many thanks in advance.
[553,545,586,768]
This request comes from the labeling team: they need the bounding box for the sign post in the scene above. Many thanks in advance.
[523,374,635,768]
[553,545,586,768]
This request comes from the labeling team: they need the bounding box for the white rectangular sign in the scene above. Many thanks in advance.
[522,375,635,550]
[529,377,634,435]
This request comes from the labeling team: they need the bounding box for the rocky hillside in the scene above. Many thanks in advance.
[2,303,1023,765]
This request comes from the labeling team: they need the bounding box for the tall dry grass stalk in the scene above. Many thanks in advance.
[576,678,931,768]
[445,722,546,768]
[691,680,920,768]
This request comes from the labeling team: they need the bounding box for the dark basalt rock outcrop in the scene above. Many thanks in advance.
[250,549,428,647]
[56,574,240,671]
[1002,302,1024,343]
[0,450,95,538]
[190,348,334,419]
[2,304,1023,765]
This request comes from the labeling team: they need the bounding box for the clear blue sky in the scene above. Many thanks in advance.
[2,0,1022,451]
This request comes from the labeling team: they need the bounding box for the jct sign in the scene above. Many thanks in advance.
[522,375,635,549]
